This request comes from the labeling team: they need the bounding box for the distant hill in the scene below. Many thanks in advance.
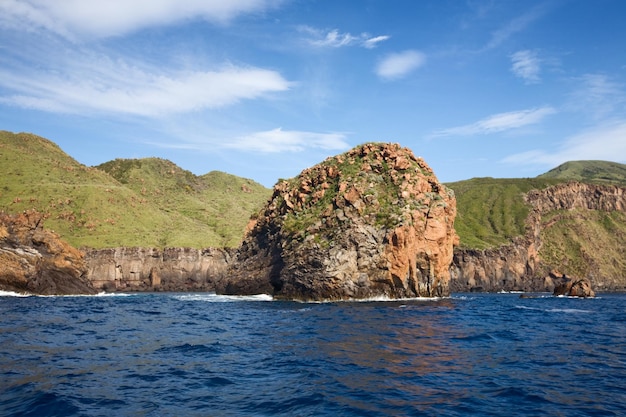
[444,177,561,249]
[96,158,270,248]
[446,161,626,250]
[537,160,626,184]
[0,131,270,248]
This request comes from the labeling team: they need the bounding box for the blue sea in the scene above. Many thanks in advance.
[0,291,625,417]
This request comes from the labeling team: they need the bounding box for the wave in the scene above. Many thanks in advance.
[515,305,592,314]
[173,293,274,302]
[0,290,137,298]
[0,290,30,297]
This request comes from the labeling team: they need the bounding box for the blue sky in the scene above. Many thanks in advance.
[1,0,625,187]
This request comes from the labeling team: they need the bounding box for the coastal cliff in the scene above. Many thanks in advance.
[0,210,96,295]
[216,143,458,300]
[450,182,626,292]
[85,247,233,291]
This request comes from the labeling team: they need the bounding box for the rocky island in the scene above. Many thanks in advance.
[216,143,459,300]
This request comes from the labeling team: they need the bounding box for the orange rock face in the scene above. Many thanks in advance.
[217,143,458,300]
[0,210,95,295]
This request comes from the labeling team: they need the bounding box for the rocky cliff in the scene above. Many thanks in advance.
[0,210,96,295]
[216,143,458,300]
[85,247,233,291]
[450,182,626,292]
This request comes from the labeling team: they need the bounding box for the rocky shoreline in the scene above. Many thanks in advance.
[3,180,625,297]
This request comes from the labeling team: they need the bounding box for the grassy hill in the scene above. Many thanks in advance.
[0,131,270,248]
[444,177,562,249]
[3,128,625,265]
[96,158,270,247]
[446,161,626,250]
[537,160,626,184]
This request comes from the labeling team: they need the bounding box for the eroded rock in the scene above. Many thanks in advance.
[551,271,596,298]
[217,143,458,300]
[0,210,95,295]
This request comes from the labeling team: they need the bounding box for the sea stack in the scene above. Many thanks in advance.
[217,143,459,301]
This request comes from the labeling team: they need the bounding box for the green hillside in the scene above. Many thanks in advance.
[539,209,626,280]
[446,161,626,250]
[96,158,270,247]
[0,131,270,248]
[444,177,561,249]
[538,160,626,184]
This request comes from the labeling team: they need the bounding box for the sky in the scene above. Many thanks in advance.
[1,0,625,188]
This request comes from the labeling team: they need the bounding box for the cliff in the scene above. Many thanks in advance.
[0,210,96,295]
[216,143,458,300]
[85,247,233,291]
[450,182,626,292]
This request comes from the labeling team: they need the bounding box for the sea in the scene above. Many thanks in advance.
[0,291,624,417]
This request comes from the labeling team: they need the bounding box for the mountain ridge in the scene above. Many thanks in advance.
[0,131,269,248]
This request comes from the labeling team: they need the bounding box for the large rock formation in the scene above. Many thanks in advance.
[450,182,626,292]
[85,247,233,291]
[216,143,459,300]
[0,210,96,295]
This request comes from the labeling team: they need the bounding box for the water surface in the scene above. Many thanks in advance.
[1,292,624,416]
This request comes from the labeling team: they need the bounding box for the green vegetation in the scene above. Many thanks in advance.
[539,209,626,279]
[445,177,560,249]
[3,128,626,278]
[0,131,270,248]
[538,160,626,184]
[446,161,626,250]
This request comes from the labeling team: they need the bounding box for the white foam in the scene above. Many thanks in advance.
[173,293,274,302]
[0,290,30,297]
[297,295,445,304]
[547,308,593,314]
[0,290,138,298]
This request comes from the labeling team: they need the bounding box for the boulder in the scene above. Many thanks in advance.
[551,271,595,298]
[216,143,458,300]
[0,210,96,295]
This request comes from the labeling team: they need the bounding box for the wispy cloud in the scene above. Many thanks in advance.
[362,35,391,49]
[223,128,350,153]
[510,50,541,84]
[484,2,553,50]
[430,106,556,138]
[375,50,426,80]
[0,0,282,38]
[567,73,625,120]
[0,52,292,117]
[300,26,390,49]
[502,121,626,166]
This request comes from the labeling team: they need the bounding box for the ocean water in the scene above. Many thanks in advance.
[0,292,624,417]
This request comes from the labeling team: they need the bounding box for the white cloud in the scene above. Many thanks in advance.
[224,128,350,153]
[568,74,625,120]
[430,106,556,138]
[0,56,292,117]
[0,0,281,38]
[300,26,390,49]
[510,50,541,84]
[376,50,426,80]
[362,35,391,49]
[484,2,552,50]
[502,121,626,166]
